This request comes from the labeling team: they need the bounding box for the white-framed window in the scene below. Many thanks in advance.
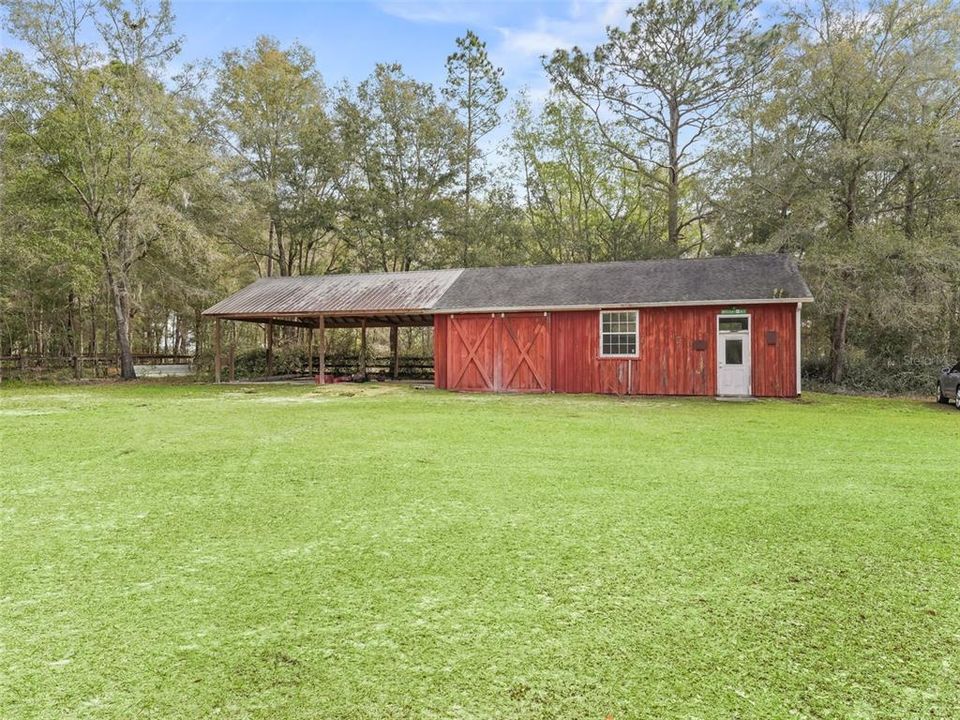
[599,310,639,357]
[717,315,750,333]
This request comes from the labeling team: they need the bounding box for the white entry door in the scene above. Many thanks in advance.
[717,315,751,396]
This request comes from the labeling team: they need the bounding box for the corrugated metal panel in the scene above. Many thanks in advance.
[203,269,463,317]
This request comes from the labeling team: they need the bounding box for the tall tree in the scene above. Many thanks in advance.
[214,36,343,278]
[444,30,506,266]
[713,0,960,383]
[337,63,460,274]
[546,0,777,249]
[511,93,666,263]
[1,0,208,379]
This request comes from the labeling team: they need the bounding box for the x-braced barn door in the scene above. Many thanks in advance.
[448,314,497,391]
[447,313,552,392]
[498,313,551,392]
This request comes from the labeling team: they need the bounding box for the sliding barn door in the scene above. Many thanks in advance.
[499,313,551,392]
[447,315,497,391]
[446,313,552,392]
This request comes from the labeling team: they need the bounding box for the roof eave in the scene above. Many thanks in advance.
[201,308,439,318]
[434,297,814,314]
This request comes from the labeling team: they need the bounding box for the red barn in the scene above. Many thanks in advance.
[204,254,812,398]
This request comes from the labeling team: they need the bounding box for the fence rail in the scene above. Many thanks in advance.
[1,353,435,379]
[1,353,195,365]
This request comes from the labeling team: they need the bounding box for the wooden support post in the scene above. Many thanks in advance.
[265,320,274,377]
[390,326,400,380]
[359,318,367,378]
[307,326,313,376]
[214,318,222,384]
[317,316,325,384]
[228,326,236,383]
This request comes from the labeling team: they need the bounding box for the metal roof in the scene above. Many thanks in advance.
[203,269,463,317]
[203,254,812,318]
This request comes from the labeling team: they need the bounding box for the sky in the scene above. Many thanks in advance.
[0,0,634,178]
[160,0,632,99]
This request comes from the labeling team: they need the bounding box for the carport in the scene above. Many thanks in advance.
[202,269,462,383]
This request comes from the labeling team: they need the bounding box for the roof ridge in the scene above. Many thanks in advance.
[249,253,793,282]
[251,267,464,282]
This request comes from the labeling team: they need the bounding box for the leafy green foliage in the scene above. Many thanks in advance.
[546,0,778,248]
[444,29,507,265]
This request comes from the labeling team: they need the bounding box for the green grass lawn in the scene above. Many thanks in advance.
[1,383,958,719]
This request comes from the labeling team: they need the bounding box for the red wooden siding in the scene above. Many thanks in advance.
[749,304,797,397]
[635,307,715,396]
[433,315,448,388]
[551,311,599,393]
[436,303,797,398]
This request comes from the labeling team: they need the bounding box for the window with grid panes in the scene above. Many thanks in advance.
[600,310,638,356]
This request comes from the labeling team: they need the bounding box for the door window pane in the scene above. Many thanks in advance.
[719,317,749,332]
[725,339,743,365]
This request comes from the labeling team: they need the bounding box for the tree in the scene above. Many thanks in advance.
[336,64,460,274]
[214,36,344,278]
[546,0,777,249]
[444,30,507,266]
[712,0,960,384]
[511,93,667,263]
[1,0,208,379]
[336,64,460,376]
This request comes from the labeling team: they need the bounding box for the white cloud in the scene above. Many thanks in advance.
[483,0,629,109]
[375,1,507,26]
[496,0,629,60]
[375,0,632,110]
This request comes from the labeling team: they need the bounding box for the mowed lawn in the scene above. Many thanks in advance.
[1,383,958,719]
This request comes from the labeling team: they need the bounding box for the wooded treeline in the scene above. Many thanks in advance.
[2,0,959,390]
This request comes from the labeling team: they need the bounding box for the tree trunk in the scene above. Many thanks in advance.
[105,268,136,380]
[903,166,916,240]
[844,173,858,235]
[68,290,82,379]
[194,308,203,356]
[89,299,98,378]
[266,219,274,277]
[948,285,960,357]
[667,99,680,247]
[829,301,850,384]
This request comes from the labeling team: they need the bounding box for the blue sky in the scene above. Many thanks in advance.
[0,1,633,170]
[166,0,631,98]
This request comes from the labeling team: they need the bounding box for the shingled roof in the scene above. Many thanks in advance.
[203,254,811,318]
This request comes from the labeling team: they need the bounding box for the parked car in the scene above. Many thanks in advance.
[936,361,960,408]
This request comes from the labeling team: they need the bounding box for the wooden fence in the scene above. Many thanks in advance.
[0,353,434,380]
